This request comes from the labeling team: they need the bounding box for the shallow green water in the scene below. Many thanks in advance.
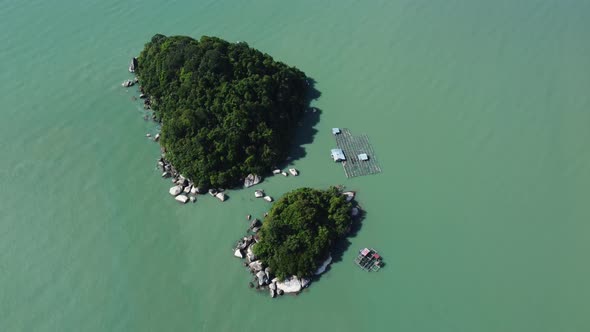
[1,0,589,331]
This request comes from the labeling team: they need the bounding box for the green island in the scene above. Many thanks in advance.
[136,34,308,189]
[235,187,357,296]
[255,187,353,278]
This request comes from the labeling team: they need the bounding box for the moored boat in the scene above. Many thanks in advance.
[288,168,299,176]
[263,195,273,202]
[254,190,264,198]
[354,248,382,272]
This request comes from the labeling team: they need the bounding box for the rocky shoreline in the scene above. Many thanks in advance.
[232,188,362,298]
[232,214,336,298]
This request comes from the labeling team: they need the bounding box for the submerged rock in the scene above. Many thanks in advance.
[121,79,134,87]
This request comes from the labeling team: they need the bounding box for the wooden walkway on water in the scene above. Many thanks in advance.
[334,128,382,178]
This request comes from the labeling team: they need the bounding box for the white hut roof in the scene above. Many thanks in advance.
[331,148,346,161]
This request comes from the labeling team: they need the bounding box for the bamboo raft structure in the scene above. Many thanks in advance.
[334,128,381,178]
[354,248,382,272]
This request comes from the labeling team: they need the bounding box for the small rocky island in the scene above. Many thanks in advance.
[134,34,309,191]
[234,187,360,297]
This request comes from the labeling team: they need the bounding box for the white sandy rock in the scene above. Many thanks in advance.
[175,195,189,204]
[169,185,183,196]
[234,249,243,258]
[276,276,302,293]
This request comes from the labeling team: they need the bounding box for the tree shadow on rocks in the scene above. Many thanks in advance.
[281,78,322,167]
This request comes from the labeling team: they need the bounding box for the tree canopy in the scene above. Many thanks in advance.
[137,34,308,188]
[253,187,353,280]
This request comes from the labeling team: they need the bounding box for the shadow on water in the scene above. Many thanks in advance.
[312,201,366,283]
[282,77,322,167]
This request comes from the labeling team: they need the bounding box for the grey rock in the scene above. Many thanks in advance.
[243,173,262,188]
[129,57,138,73]
[256,270,267,286]
[169,185,183,196]
[249,218,261,229]
[175,195,189,204]
[249,260,263,272]
[301,278,310,288]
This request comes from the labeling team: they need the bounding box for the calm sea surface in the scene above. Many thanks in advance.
[1,0,589,331]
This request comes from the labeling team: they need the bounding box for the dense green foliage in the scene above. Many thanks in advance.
[137,34,308,188]
[253,187,353,279]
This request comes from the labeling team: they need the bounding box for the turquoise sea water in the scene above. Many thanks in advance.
[1,0,590,331]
